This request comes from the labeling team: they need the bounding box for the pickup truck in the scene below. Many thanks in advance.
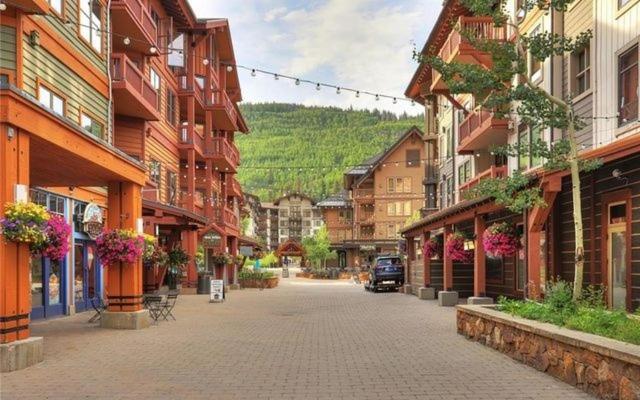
[365,255,404,292]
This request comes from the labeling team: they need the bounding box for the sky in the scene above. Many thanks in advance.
[188,0,442,115]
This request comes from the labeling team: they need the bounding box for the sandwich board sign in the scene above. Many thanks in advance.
[210,279,224,303]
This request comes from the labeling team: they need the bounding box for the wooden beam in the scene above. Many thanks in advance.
[474,215,486,297]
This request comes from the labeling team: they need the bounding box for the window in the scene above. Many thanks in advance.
[168,33,185,68]
[150,8,161,43]
[387,224,396,239]
[619,0,632,8]
[404,201,411,216]
[38,84,64,116]
[0,74,9,85]
[388,177,411,193]
[406,149,420,167]
[387,202,396,216]
[387,177,395,193]
[80,0,102,53]
[167,171,177,205]
[149,159,161,187]
[528,25,542,82]
[445,127,453,158]
[280,210,288,218]
[81,113,104,138]
[572,46,590,95]
[518,124,542,170]
[446,177,453,206]
[457,161,471,185]
[486,255,504,284]
[618,45,638,126]
[166,91,177,126]
[48,0,62,14]
[303,210,311,218]
[150,68,161,91]
[403,177,412,193]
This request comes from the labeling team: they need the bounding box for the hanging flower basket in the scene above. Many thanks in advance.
[233,255,245,266]
[423,236,442,259]
[96,229,144,266]
[211,252,231,266]
[0,202,49,249]
[482,222,521,258]
[445,232,473,263]
[167,247,190,273]
[38,214,72,261]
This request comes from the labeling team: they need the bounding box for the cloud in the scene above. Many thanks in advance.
[264,6,288,22]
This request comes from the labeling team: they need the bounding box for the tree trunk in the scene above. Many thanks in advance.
[567,114,584,300]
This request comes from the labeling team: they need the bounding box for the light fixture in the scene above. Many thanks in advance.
[375,94,380,101]
[336,87,341,94]
[316,83,321,91]
[226,65,233,72]
[355,91,360,98]
[0,3,6,11]
[123,37,131,46]
[203,58,209,65]
[274,74,279,80]
[393,97,397,104]
[251,69,256,77]
[295,79,300,86]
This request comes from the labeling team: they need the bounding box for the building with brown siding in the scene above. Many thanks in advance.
[402,0,640,311]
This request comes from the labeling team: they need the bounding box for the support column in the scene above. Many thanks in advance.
[102,182,149,330]
[404,237,414,295]
[469,215,492,305]
[438,225,458,306]
[0,129,43,372]
[527,229,542,299]
[419,231,436,300]
[228,236,239,289]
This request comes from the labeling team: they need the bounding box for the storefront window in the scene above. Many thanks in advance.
[31,258,43,308]
[49,260,61,305]
[74,244,85,302]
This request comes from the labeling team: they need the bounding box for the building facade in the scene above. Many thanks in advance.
[320,127,426,268]
[257,202,280,251]
[0,0,246,366]
[402,0,640,312]
[268,193,323,245]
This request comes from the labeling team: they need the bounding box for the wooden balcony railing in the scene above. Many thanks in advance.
[354,188,374,198]
[178,75,205,105]
[111,0,157,46]
[358,213,375,224]
[208,137,240,166]
[179,123,204,146]
[459,165,508,192]
[459,109,496,143]
[110,53,158,114]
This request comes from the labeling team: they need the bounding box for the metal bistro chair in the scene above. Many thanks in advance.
[88,296,107,323]
[143,295,165,323]
[159,292,179,321]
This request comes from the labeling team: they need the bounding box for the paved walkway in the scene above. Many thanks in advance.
[1,278,593,400]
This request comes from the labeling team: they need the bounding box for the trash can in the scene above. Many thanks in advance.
[197,275,212,294]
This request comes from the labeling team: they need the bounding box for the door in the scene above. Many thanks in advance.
[608,225,627,309]
[30,257,66,319]
[74,241,100,312]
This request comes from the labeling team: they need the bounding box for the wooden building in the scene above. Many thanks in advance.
[0,0,246,371]
[320,127,426,268]
[402,0,640,311]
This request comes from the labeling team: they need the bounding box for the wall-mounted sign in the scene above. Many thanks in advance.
[202,232,221,248]
[14,184,28,203]
[210,279,224,303]
[83,203,104,240]
[239,246,253,257]
[360,245,376,251]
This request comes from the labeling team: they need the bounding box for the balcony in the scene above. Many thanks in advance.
[227,176,242,198]
[215,206,239,233]
[207,90,239,131]
[178,123,204,153]
[353,188,375,204]
[110,53,160,120]
[206,137,240,172]
[457,108,510,154]
[459,165,508,193]
[8,0,49,13]
[431,16,508,92]
[358,213,375,225]
[177,75,206,120]
[110,0,158,55]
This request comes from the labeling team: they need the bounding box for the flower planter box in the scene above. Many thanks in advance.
[239,276,279,289]
[457,305,640,400]
[358,272,369,282]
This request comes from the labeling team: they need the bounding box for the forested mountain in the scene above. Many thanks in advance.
[236,103,423,201]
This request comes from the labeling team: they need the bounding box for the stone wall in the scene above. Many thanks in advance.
[457,305,640,400]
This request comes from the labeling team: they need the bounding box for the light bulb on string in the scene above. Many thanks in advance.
[355,91,360,98]
[316,83,321,91]
[149,46,157,54]
[336,87,341,94]
[274,74,279,80]
[393,97,397,104]
[226,65,233,72]
[411,100,415,107]
[251,69,256,77]
[295,79,300,86]
[123,37,131,46]
[202,58,209,66]
[375,95,380,101]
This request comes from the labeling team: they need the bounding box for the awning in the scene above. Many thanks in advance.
[142,199,208,228]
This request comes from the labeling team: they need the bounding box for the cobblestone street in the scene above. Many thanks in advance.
[0,278,593,400]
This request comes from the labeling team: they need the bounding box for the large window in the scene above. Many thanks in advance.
[167,171,177,205]
[80,113,104,138]
[168,33,185,68]
[166,90,177,126]
[38,84,64,116]
[572,45,590,96]
[518,124,542,170]
[406,149,420,167]
[80,0,102,53]
[619,45,638,126]
[457,161,471,185]
[486,255,504,284]
[387,177,412,193]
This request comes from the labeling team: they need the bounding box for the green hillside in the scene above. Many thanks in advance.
[236,103,424,201]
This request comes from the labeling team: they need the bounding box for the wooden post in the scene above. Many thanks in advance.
[474,215,486,297]
[406,236,414,284]
[443,225,453,291]
[0,129,31,343]
[106,182,144,312]
[423,231,431,286]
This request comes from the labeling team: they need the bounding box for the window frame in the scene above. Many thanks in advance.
[166,89,177,126]
[37,80,66,117]
[78,0,104,55]
[79,109,105,139]
[572,45,591,97]
[149,159,162,188]
[406,149,420,167]
[618,44,639,127]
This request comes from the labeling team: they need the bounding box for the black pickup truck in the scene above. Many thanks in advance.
[365,255,404,292]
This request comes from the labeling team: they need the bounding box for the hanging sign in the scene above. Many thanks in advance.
[239,246,253,257]
[202,232,221,249]
[83,203,104,240]
[210,279,224,303]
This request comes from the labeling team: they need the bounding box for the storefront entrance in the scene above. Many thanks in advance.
[74,240,101,312]
[31,258,66,319]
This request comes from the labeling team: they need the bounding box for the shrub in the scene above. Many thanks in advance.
[238,268,274,281]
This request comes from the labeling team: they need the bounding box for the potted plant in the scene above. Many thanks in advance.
[445,232,473,263]
[211,252,231,266]
[482,222,521,258]
[0,202,49,251]
[96,229,144,267]
[423,236,442,259]
[167,247,190,290]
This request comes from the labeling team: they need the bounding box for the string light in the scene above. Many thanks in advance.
[123,37,131,46]
[316,83,321,91]
[295,78,301,86]
[203,58,209,66]
[274,74,279,80]
[336,87,341,94]
[251,69,257,77]
[226,65,233,72]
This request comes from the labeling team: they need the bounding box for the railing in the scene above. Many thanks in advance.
[459,108,497,144]
[210,90,238,125]
[208,137,240,165]
[353,188,374,198]
[359,213,375,224]
[459,165,508,192]
[179,123,204,147]
[178,75,205,105]
[112,0,157,44]
[111,53,158,109]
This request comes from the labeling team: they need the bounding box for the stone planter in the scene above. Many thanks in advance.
[239,276,279,289]
[457,305,640,400]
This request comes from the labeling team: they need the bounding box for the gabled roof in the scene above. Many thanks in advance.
[350,126,424,188]
[272,192,316,206]
[317,191,351,208]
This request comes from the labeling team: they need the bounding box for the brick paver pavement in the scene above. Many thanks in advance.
[0,277,593,400]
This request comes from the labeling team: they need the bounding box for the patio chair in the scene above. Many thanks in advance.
[159,292,178,321]
[88,296,107,323]
[144,295,164,323]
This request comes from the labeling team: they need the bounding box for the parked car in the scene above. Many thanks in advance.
[365,255,404,292]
